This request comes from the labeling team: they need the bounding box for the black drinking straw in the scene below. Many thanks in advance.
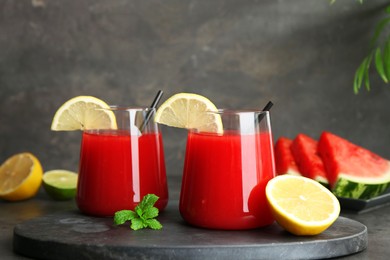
[140,90,164,132]
[257,101,273,122]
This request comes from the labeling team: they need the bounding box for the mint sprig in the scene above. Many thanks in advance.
[113,194,162,230]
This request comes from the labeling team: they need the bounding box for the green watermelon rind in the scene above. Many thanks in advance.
[332,175,390,200]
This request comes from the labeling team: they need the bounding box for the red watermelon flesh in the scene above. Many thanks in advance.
[317,131,390,189]
[274,137,300,176]
[291,134,328,184]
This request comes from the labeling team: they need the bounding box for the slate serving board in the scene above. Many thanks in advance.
[13,202,367,260]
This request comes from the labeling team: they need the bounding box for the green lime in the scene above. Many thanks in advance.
[42,170,78,200]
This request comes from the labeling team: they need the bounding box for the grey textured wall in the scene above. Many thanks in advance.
[1,0,390,178]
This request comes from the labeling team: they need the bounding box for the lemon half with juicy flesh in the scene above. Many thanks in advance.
[154,93,223,134]
[0,153,43,201]
[266,175,340,236]
[51,96,117,131]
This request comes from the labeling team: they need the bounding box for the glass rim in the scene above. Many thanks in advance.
[95,106,155,112]
[206,109,270,115]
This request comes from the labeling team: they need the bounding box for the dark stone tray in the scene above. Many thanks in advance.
[13,202,367,260]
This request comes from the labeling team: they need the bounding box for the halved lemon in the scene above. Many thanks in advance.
[154,93,223,133]
[0,153,43,201]
[266,175,340,236]
[51,96,117,131]
[43,170,78,200]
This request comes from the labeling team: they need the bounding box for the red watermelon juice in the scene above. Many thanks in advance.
[77,130,168,216]
[180,130,275,230]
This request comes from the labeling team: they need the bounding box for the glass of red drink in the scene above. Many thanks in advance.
[180,110,275,230]
[76,107,168,217]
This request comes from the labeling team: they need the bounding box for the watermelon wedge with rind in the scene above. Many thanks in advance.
[332,178,390,200]
[291,134,329,186]
[274,137,301,176]
[318,131,390,200]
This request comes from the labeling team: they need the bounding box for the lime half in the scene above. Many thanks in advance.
[43,170,78,200]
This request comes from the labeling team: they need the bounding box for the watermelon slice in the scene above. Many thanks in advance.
[317,131,390,199]
[274,137,301,176]
[291,134,329,186]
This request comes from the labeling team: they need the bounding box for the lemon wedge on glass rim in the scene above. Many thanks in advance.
[266,175,340,236]
[51,96,117,131]
[154,93,223,134]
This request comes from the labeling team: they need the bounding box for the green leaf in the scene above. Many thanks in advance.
[354,56,369,94]
[143,207,159,219]
[145,219,163,230]
[364,53,373,91]
[385,5,390,14]
[114,210,137,225]
[374,47,389,83]
[370,17,390,48]
[135,206,143,217]
[383,37,390,80]
[137,194,159,211]
[349,3,390,93]
[113,194,162,230]
[332,0,364,4]
[131,218,146,230]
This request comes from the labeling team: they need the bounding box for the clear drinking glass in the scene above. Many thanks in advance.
[179,110,275,230]
[76,107,168,217]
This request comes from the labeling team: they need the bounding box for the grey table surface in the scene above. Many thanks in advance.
[1,176,389,260]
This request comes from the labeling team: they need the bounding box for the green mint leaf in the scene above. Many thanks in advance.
[143,207,159,219]
[135,205,143,217]
[114,210,136,225]
[137,194,159,211]
[113,194,162,230]
[145,219,162,230]
[131,217,146,230]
